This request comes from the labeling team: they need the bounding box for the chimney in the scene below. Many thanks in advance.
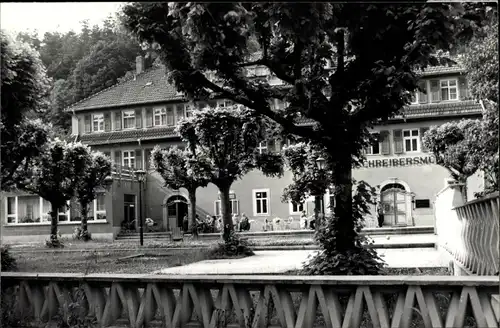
[136,55,145,75]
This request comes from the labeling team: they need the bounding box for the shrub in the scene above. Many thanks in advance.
[209,229,254,259]
[1,245,17,271]
[72,226,92,241]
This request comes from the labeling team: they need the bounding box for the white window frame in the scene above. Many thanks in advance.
[153,107,167,126]
[410,91,419,105]
[122,150,135,168]
[5,196,71,225]
[217,99,233,109]
[92,113,104,132]
[289,201,304,215]
[403,129,420,153]
[93,193,107,220]
[175,104,186,123]
[257,142,267,154]
[122,110,135,129]
[440,79,458,101]
[5,196,18,224]
[366,134,381,155]
[253,188,270,216]
[214,199,239,216]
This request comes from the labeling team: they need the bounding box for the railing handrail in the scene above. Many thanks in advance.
[2,272,498,286]
[453,191,500,209]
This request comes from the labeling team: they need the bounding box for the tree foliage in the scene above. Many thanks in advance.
[1,30,51,190]
[423,120,483,201]
[21,139,89,247]
[282,142,333,205]
[177,105,283,238]
[150,145,210,235]
[122,2,486,271]
[74,149,112,241]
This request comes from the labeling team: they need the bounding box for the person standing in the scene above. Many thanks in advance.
[377,202,385,228]
[300,211,308,229]
[182,215,189,232]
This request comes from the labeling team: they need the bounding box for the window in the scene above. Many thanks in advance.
[123,150,135,168]
[289,201,304,215]
[6,197,17,223]
[410,92,418,104]
[5,196,70,224]
[176,104,186,123]
[440,79,458,101]
[253,189,270,216]
[87,193,107,220]
[92,114,104,132]
[214,199,239,216]
[154,108,167,126]
[122,110,135,129]
[166,105,175,126]
[257,142,267,154]
[365,136,381,155]
[217,100,233,108]
[403,129,419,152]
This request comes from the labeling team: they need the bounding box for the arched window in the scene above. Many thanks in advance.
[381,183,406,193]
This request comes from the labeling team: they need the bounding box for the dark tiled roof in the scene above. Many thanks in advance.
[67,67,183,112]
[79,126,178,146]
[67,61,465,112]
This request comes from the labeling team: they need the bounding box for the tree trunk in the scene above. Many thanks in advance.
[49,202,60,243]
[332,157,356,252]
[188,188,198,239]
[218,183,233,241]
[80,202,89,240]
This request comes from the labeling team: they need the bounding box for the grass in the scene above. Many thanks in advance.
[10,248,215,274]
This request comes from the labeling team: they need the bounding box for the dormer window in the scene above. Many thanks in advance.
[122,110,135,129]
[217,100,233,108]
[440,79,458,101]
[154,107,167,126]
[92,114,104,132]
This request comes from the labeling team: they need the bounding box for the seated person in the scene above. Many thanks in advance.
[240,213,251,231]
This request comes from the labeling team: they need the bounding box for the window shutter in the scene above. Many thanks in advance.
[135,149,143,169]
[84,115,91,133]
[145,108,153,127]
[104,113,111,132]
[166,105,175,126]
[144,148,152,170]
[114,151,122,166]
[380,130,391,155]
[393,130,404,154]
[114,111,122,130]
[234,200,239,215]
[458,76,468,100]
[420,127,430,152]
[418,81,428,103]
[214,201,221,216]
[430,80,441,103]
[135,109,142,128]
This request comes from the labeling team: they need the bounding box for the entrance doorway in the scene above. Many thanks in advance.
[166,195,188,231]
[123,194,137,231]
[381,183,407,226]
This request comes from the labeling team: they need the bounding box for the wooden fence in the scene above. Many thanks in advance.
[2,273,499,328]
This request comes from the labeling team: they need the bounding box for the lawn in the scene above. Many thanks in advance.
[11,248,215,274]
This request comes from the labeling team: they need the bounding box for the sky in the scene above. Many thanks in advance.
[1,2,126,38]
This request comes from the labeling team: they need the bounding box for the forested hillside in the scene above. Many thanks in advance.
[15,14,156,134]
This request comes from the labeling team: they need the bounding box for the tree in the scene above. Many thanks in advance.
[74,149,112,241]
[122,3,484,271]
[423,120,483,201]
[21,139,88,247]
[177,106,283,239]
[150,145,209,237]
[1,30,51,190]
[282,142,332,225]
[459,11,499,196]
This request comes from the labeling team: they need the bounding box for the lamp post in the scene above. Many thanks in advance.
[315,157,327,229]
[134,169,147,246]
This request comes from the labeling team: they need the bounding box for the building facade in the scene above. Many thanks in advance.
[1,56,486,241]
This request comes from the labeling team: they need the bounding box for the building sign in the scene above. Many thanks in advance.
[361,156,435,169]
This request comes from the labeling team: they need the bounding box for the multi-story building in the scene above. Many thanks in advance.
[1,56,486,241]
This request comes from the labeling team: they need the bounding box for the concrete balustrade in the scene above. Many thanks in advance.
[2,273,499,328]
[435,184,499,276]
